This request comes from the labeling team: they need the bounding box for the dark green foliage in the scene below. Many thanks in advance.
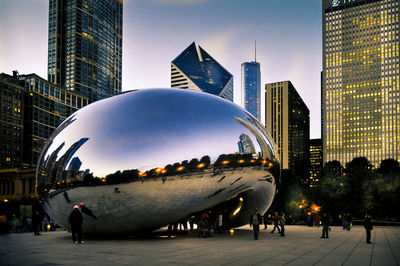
[313,157,400,220]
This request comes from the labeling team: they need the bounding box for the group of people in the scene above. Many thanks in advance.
[250,210,286,240]
[167,210,231,238]
[249,210,373,244]
[0,209,52,235]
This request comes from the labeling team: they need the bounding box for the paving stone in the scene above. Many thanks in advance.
[0,225,399,265]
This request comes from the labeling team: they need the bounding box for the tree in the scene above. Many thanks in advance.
[344,157,373,216]
[378,158,400,174]
[317,161,345,215]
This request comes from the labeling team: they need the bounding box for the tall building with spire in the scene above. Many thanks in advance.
[171,42,233,102]
[322,0,400,167]
[241,42,261,120]
[48,0,123,103]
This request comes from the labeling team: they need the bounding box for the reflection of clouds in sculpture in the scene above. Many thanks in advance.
[37,88,278,235]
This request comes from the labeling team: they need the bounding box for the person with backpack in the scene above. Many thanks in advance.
[249,208,262,240]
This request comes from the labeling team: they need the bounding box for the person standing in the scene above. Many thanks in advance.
[218,213,224,233]
[32,209,42,236]
[345,213,352,231]
[321,213,330,238]
[279,213,286,237]
[69,205,84,244]
[270,212,281,234]
[364,213,373,244]
[263,212,268,230]
[250,208,262,240]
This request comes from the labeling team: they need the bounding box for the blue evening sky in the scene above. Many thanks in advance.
[0,0,322,138]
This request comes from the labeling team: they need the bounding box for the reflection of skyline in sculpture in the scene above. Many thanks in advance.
[238,134,256,154]
[37,88,277,235]
[234,117,272,160]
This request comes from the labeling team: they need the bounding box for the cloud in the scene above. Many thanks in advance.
[199,28,243,67]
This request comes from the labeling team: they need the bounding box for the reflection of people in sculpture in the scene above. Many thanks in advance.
[69,205,83,244]
[80,203,97,219]
[63,191,71,203]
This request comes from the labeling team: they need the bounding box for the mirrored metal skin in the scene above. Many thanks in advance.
[36,88,278,235]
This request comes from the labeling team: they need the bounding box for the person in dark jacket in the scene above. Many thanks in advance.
[69,205,83,244]
[249,208,262,240]
[364,213,373,244]
[321,213,330,238]
[32,208,43,236]
[279,213,286,237]
[263,212,268,230]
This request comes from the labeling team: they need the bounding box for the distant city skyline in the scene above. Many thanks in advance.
[0,0,322,138]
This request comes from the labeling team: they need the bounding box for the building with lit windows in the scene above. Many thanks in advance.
[48,0,123,103]
[0,72,24,169]
[19,74,88,167]
[171,42,234,102]
[0,73,87,206]
[322,0,400,167]
[265,81,310,177]
[241,61,261,120]
[309,138,322,187]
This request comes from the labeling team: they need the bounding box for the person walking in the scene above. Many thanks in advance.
[69,205,84,244]
[270,212,281,234]
[321,213,330,238]
[279,213,286,237]
[364,213,373,244]
[249,208,262,240]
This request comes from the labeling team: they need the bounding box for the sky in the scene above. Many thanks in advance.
[0,0,322,138]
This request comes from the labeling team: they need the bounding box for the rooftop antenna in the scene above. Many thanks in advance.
[254,40,257,62]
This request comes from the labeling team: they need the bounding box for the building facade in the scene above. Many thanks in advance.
[265,81,310,177]
[48,0,123,103]
[171,42,234,102]
[19,74,88,167]
[241,61,261,120]
[0,73,25,169]
[322,0,400,167]
[309,138,323,187]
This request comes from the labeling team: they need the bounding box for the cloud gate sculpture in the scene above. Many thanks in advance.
[36,88,278,235]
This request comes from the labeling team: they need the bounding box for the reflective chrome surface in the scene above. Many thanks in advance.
[37,88,278,235]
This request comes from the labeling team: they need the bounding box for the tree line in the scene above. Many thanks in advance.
[271,157,400,223]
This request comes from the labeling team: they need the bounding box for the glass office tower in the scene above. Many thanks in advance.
[322,0,400,167]
[241,61,261,120]
[48,0,123,103]
[171,42,234,102]
[265,81,310,177]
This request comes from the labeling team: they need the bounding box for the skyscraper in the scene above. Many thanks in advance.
[171,42,234,102]
[309,138,322,187]
[322,0,400,167]
[265,81,310,177]
[48,0,123,103]
[241,61,261,120]
[19,74,88,166]
[0,73,24,169]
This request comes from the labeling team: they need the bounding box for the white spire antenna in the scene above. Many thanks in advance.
[255,40,257,62]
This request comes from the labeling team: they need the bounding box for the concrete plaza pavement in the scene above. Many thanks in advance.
[0,225,399,265]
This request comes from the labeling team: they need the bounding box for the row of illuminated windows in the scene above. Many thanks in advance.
[28,78,88,108]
